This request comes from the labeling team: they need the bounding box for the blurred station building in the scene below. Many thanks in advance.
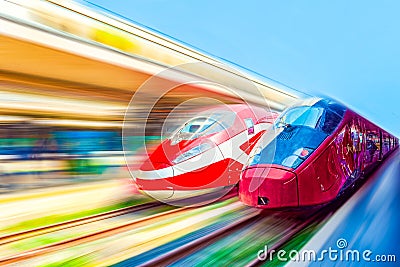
[0,0,302,190]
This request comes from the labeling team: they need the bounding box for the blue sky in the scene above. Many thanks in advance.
[87,0,399,136]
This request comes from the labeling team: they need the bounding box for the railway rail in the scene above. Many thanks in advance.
[0,201,161,246]
[0,205,189,265]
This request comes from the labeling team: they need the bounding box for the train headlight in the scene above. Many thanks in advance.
[296,147,313,159]
[172,143,212,164]
[282,147,314,168]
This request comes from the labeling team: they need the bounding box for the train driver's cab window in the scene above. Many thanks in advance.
[275,106,323,130]
[274,105,343,135]
[244,118,255,135]
[171,110,235,143]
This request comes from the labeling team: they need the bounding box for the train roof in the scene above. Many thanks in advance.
[289,98,347,117]
[202,103,273,114]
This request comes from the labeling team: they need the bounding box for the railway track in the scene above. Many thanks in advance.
[0,201,162,246]
[244,190,360,266]
[0,187,237,246]
[244,210,333,266]
[128,180,364,266]
[0,205,190,265]
[125,210,298,266]
[0,189,238,265]
[136,210,262,266]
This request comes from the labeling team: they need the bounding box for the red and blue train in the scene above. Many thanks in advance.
[239,98,398,209]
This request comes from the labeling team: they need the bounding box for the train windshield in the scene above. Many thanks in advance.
[274,102,343,135]
[180,117,219,134]
[247,99,346,169]
[275,106,323,130]
[170,110,235,143]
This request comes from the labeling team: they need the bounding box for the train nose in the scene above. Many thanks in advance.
[239,166,299,208]
[134,162,176,199]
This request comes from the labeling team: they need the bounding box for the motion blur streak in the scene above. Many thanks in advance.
[1,0,397,266]
[0,0,300,266]
[0,0,298,202]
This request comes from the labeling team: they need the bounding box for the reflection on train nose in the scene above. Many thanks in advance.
[142,188,175,200]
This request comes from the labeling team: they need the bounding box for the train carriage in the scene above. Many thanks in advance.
[133,104,278,201]
[239,98,398,209]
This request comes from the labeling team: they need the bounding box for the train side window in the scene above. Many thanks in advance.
[366,132,379,162]
[384,135,390,148]
[320,110,342,134]
[244,118,255,135]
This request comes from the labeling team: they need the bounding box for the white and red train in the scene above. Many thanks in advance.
[132,104,278,201]
[239,98,398,209]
